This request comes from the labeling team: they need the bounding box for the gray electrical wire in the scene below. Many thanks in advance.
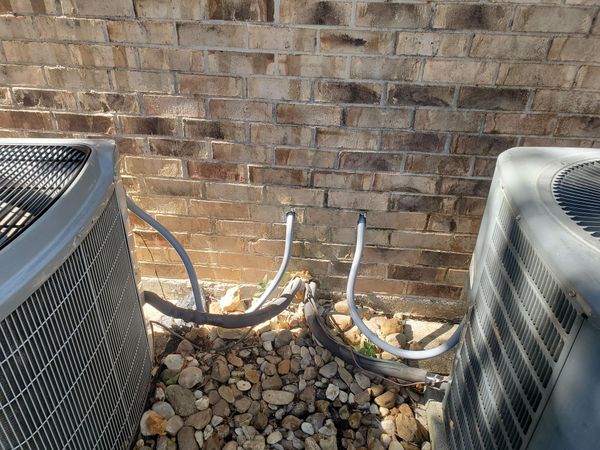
[127,197,205,313]
[304,280,447,385]
[246,211,295,313]
[347,214,464,360]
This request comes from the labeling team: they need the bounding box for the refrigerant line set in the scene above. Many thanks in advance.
[128,198,462,385]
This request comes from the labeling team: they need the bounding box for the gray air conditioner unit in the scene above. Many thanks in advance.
[0,139,152,449]
[443,147,600,450]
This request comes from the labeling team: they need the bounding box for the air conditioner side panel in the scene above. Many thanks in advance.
[527,320,600,449]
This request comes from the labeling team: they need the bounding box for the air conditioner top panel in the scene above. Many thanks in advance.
[0,143,90,251]
[0,138,117,321]
[496,146,600,318]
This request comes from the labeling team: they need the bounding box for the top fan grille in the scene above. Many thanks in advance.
[0,144,88,251]
[553,159,600,240]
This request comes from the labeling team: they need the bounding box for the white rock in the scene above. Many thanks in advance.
[194,390,203,399]
[220,286,243,312]
[164,354,184,371]
[204,424,214,439]
[178,367,204,389]
[325,384,340,401]
[237,380,251,391]
[195,397,210,410]
[266,430,283,444]
[154,387,165,401]
[211,415,224,427]
[301,422,315,435]
[194,430,204,447]
[338,390,348,403]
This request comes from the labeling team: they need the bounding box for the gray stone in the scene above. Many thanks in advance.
[166,385,197,417]
[325,384,339,401]
[177,426,199,450]
[355,373,371,390]
[152,401,175,419]
[165,415,184,436]
[164,354,184,371]
[274,329,293,348]
[319,361,338,378]
[211,357,230,383]
[262,390,295,405]
[267,430,283,444]
[262,374,283,390]
[185,409,212,430]
[178,367,204,389]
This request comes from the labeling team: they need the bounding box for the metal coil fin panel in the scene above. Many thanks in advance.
[0,145,88,251]
[0,193,151,450]
[445,196,582,450]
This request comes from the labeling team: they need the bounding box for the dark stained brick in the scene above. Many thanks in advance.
[458,87,529,111]
[439,177,491,197]
[316,81,381,104]
[55,113,115,133]
[387,85,454,107]
[452,135,517,156]
[121,116,176,135]
[207,0,274,21]
[188,161,246,181]
[339,152,403,172]
[382,132,448,152]
[389,193,446,213]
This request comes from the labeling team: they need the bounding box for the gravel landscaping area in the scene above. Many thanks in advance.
[135,284,434,450]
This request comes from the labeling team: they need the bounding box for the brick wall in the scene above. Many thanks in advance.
[1,0,599,319]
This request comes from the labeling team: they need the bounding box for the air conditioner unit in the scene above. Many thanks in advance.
[442,147,600,449]
[0,139,152,449]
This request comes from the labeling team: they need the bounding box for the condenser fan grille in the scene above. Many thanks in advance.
[0,145,88,250]
[553,159,600,239]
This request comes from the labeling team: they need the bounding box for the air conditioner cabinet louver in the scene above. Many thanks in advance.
[0,139,152,449]
[443,147,600,450]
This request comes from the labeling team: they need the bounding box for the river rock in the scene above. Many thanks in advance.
[166,385,197,417]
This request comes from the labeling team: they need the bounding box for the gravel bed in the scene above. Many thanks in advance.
[135,289,432,450]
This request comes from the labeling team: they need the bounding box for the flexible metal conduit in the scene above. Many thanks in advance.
[127,197,205,313]
[347,214,464,360]
[247,211,295,313]
[304,281,445,384]
[144,277,303,328]
[127,197,297,324]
